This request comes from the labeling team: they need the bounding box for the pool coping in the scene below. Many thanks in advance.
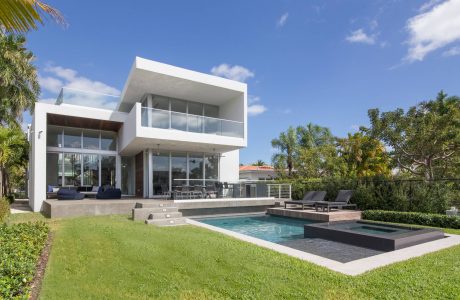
[186,218,460,276]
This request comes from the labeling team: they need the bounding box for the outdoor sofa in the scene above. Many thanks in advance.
[57,188,85,200]
[314,190,356,212]
[96,186,122,199]
[284,191,327,209]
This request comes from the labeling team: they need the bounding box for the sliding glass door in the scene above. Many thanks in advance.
[152,152,169,195]
[82,154,99,186]
[63,153,81,186]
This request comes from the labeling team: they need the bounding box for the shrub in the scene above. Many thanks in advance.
[0,222,49,299]
[288,178,460,214]
[362,210,460,229]
[5,194,15,204]
[0,198,9,223]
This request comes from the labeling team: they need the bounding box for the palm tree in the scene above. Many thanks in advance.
[252,160,266,166]
[271,126,297,176]
[0,33,40,126]
[0,0,64,34]
[296,122,334,149]
[0,126,28,198]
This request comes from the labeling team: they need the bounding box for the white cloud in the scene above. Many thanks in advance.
[405,0,460,62]
[248,95,260,104]
[419,0,443,12]
[248,104,267,116]
[210,64,254,82]
[443,46,460,56]
[277,13,289,28]
[40,64,120,95]
[346,29,376,45]
[38,76,63,94]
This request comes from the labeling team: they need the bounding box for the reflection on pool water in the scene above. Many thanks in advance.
[197,214,316,243]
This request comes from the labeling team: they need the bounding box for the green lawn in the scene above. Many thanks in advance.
[9,213,460,299]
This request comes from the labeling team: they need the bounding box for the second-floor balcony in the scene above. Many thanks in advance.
[141,107,244,138]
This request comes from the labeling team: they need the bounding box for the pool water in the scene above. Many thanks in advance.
[329,222,413,235]
[198,214,316,243]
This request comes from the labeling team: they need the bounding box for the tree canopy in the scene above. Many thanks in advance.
[364,91,460,180]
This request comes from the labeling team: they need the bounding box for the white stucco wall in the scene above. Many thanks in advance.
[219,149,240,183]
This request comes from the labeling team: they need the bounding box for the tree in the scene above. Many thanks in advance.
[252,160,266,166]
[0,126,28,198]
[337,132,391,177]
[0,33,40,126]
[297,144,345,178]
[364,91,460,180]
[271,126,297,176]
[0,0,64,34]
[296,123,334,149]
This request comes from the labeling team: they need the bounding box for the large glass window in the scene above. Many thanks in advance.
[64,128,82,148]
[152,96,169,110]
[83,130,99,150]
[188,155,203,185]
[47,126,63,147]
[46,153,62,187]
[63,153,81,186]
[152,153,169,195]
[101,156,116,187]
[171,99,187,131]
[101,131,116,151]
[82,154,99,186]
[121,156,135,195]
[204,104,219,118]
[171,153,187,188]
[205,154,219,181]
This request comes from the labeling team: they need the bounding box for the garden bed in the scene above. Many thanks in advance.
[0,222,49,299]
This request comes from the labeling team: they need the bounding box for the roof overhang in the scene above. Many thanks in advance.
[117,57,246,112]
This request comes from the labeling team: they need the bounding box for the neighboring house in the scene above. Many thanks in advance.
[29,57,247,212]
[239,165,276,181]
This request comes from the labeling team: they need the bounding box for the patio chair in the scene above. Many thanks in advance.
[191,185,204,199]
[315,190,356,212]
[160,184,172,200]
[205,184,217,198]
[284,191,326,209]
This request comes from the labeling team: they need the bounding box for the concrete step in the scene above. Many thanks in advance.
[132,207,179,221]
[135,201,176,209]
[148,212,183,220]
[145,218,187,226]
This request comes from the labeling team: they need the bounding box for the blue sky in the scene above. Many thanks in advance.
[24,0,460,164]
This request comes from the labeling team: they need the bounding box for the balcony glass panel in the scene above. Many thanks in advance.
[171,111,187,131]
[187,114,203,133]
[141,107,243,138]
[57,87,119,110]
[204,118,220,135]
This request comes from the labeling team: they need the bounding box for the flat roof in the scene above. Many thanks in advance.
[117,57,246,112]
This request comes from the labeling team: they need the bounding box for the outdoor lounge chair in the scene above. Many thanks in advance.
[284,191,327,209]
[96,187,122,199]
[314,190,356,212]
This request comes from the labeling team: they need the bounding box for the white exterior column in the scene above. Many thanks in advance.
[115,155,121,189]
[219,149,240,183]
[30,105,47,212]
[148,149,153,198]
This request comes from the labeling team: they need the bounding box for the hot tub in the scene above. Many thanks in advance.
[304,221,445,251]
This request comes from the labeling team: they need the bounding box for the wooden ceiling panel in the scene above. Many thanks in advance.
[47,114,122,132]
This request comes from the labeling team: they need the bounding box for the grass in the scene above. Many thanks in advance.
[8,213,460,299]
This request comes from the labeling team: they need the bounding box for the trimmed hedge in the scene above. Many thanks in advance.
[362,210,460,229]
[288,178,460,214]
[0,222,49,299]
[0,198,9,224]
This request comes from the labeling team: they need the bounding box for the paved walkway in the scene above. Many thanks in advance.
[10,199,32,214]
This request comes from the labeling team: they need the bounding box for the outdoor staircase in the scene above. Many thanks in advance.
[132,201,187,227]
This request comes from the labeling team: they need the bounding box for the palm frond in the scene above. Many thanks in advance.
[0,0,65,34]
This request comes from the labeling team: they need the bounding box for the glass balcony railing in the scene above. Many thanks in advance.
[56,87,119,110]
[141,107,244,138]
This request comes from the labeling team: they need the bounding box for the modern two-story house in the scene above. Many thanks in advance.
[28,57,247,212]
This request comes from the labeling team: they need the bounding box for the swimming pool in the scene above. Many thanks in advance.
[197,214,316,243]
